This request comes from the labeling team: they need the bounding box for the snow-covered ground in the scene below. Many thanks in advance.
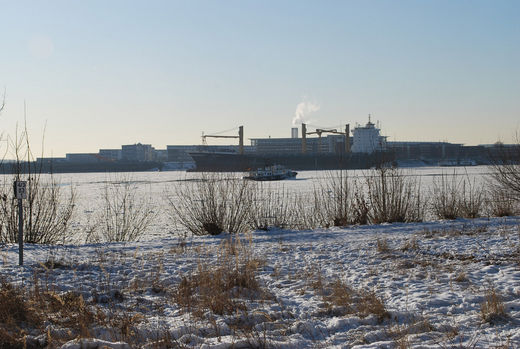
[1,216,519,348]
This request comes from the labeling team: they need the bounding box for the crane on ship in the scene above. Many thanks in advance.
[201,126,244,155]
[301,123,351,154]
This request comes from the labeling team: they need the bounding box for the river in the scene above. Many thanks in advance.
[2,166,496,242]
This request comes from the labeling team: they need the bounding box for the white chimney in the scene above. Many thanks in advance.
[291,127,298,138]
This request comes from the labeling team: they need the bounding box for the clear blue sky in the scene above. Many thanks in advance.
[0,0,518,157]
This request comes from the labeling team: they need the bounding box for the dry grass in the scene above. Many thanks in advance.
[0,280,43,348]
[0,276,98,348]
[453,270,469,283]
[0,255,162,348]
[173,235,267,318]
[387,317,434,348]
[401,236,419,251]
[376,237,391,254]
[480,286,507,324]
[314,277,390,323]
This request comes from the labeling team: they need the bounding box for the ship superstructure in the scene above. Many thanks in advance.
[351,116,387,153]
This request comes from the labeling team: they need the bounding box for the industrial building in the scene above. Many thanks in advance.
[121,143,155,162]
[31,118,509,170]
[66,153,100,163]
[99,149,122,161]
[250,135,348,154]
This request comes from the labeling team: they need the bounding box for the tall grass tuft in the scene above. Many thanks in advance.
[480,286,507,323]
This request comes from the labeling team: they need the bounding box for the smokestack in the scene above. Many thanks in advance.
[239,126,244,155]
[302,123,307,154]
[291,127,298,138]
[345,124,350,153]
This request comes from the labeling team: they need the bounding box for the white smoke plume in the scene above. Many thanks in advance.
[292,99,320,126]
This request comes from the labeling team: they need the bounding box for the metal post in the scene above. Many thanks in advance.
[302,123,307,154]
[14,180,27,266]
[18,198,23,266]
[239,126,244,155]
[345,124,350,153]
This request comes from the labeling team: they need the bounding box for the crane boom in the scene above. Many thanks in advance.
[201,126,244,154]
[203,135,239,139]
[301,123,350,154]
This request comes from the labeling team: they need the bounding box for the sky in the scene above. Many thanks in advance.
[0,0,519,157]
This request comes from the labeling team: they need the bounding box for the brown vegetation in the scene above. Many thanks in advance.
[173,235,267,318]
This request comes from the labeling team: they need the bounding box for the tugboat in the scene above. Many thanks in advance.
[243,164,297,181]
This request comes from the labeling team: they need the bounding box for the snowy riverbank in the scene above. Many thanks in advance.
[1,216,520,348]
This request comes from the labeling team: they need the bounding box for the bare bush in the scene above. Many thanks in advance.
[0,126,76,244]
[487,188,517,217]
[0,176,76,244]
[249,183,297,230]
[169,173,254,235]
[459,175,486,218]
[314,171,359,227]
[488,142,520,201]
[87,175,156,242]
[431,171,486,220]
[365,167,424,224]
[291,191,322,230]
[431,172,461,220]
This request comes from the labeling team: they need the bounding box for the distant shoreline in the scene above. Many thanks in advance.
[0,160,164,174]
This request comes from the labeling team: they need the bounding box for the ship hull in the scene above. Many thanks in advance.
[189,152,390,172]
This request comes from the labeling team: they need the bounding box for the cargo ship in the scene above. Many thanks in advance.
[189,118,390,172]
[188,151,388,172]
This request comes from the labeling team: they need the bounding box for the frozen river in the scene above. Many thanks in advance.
[3,166,496,242]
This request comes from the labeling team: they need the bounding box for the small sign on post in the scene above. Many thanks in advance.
[15,181,27,199]
[14,181,27,266]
